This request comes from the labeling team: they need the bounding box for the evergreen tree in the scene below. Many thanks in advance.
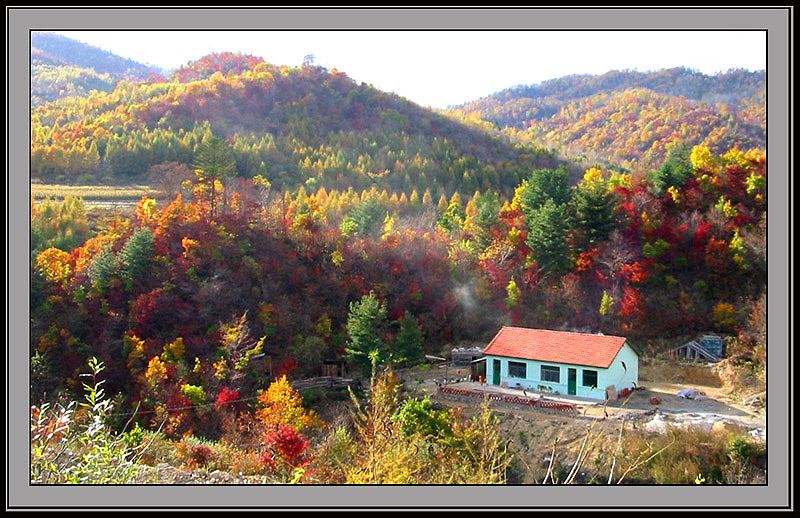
[525,199,571,277]
[519,166,572,215]
[570,170,621,249]
[345,291,390,376]
[119,227,154,291]
[192,134,237,217]
[651,143,694,195]
[473,190,501,249]
[87,246,119,292]
[394,311,425,364]
[341,196,382,237]
[438,200,465,234]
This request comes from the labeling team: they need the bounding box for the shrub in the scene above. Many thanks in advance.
[180,384,207,406]
[216,387,240,408]
[616,427,762,484]
[30,357,142,484]
[264,425,311,467]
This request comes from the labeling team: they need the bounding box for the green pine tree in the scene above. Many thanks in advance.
[570,178,620,249]
[346,291,390,376]
[119,227,154,291]
[87,246,119,292]
[192,134,237,217]
[651,143,694,195]
[526,199,572,277]
[520,166,572,215]
[394,311,425,364]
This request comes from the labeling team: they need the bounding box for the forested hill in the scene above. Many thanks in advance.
[448,68,765,171]
[452,67,765,126]
[31,32,165,106]
[31,51,564,196]
[32,32,162,80]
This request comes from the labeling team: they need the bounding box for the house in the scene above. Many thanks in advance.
[482,327,639,401]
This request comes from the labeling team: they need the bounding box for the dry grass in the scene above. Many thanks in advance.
[31,183,159,201]
[639,357,723,387]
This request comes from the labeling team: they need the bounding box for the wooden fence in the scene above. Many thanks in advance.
[437,386,578,415]
[290,376,361,392]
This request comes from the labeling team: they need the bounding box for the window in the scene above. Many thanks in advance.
[508,361,527,378]
[582,369,598,388]
[541,365,560,383]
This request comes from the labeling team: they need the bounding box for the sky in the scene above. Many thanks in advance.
[50,30,767,109]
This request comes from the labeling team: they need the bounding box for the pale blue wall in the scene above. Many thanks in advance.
[484,342,638,400]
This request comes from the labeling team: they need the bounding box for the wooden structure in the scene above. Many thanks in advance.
[248,352,273,377]
[451,346,485,366]
[321,359,346,378]
[290,376,361,392]
[671,335,725,362]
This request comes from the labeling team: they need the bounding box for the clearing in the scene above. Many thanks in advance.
[398,357,766,484]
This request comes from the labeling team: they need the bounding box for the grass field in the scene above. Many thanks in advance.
[31,183,159,201]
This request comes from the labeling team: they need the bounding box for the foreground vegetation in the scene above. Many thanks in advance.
[32,356,765,485]
[32,357,513,484]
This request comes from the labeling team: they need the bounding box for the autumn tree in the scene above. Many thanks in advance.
[31,196,90,255]
[148,161,193,200]
[255,375,319,432]
[343,371,511,484]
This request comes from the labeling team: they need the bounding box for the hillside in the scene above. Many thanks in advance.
[521,88,765,171]
[449,68,765,171]
[31,32,164,106]
[453,67,765,126]
[31,52,565,195]
[32,32,162,80]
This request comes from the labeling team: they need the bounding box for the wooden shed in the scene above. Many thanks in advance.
[671,335,725,362]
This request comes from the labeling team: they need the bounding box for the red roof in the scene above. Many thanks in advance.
[483,327,629,369]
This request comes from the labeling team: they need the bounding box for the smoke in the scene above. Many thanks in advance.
[453,283,477,313]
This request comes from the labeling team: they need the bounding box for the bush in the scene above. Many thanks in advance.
[617,427,763,484]
[30,357,142,484]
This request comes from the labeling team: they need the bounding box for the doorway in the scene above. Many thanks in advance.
[568,368,577,395]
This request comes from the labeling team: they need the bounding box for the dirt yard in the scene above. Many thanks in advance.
[398,357,766,484]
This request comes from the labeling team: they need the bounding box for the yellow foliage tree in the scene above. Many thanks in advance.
[344,371,422,484]
[35,247,72,283]
[145,356,168,389]
[256,375,320,432]
[690,145,718,171]
[342,370,511,484]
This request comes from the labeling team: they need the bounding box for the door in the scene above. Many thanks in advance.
[568,368,577,395]
[492,359,501,386]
